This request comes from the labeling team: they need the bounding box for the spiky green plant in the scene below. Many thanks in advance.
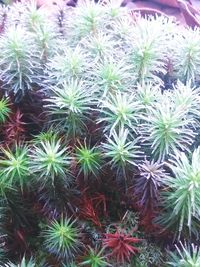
[30,137,70,186]
[167,242,200,266]
[0,144,30,191]
[172,80,200,120]
[46,78,94,137]
[98,91,142,134]
[42,217,81,261]
[75,141,102,179]
[33,130,58,144]
[46,46,86,84]
[82,31,118,61]
[129,15,173,83]
[136,82,161,110]
[104,0,126,22]
[80,246,109,267]
[0,97,11,123]
[69,0,105,39]
[160,147,200,237]
[94,57,133,98]
[173,27,200,83]
[5,257,36,267]
[102,127,141,174]
[0,25,41,96]
[141,96,196,161]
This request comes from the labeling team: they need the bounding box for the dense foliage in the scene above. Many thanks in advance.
[0,0,199,266]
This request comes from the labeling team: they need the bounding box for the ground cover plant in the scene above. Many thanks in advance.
[0,0,200,266]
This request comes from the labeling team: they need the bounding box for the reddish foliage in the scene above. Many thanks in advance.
[102,228,141,263]
[139,210,172,241]
[79,193,107,227]
[3,109,26,145]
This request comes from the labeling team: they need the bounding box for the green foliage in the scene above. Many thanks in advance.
[75,141,102,178]
[136,82,161,110]
[172,80,200,120]
[42,217,81,261]
[5,257,36,267]
[141,95,196,161]
[102,127,141,174]
[0,25,41,95]
[129,16,173,83]
[167,242,200,266]
[94,58,132,98]
[1,0,200,265]
[69,0,105,39]
[46,78,93,137]
[46,47,87,84]
[0,97,11,123]
[30,137,70,186]
[98,92,142,134]
[133,240,163,267]
[0,144,30,191]
[173,27,200,83]
[160,147,200,237]
[80,247,109,267]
